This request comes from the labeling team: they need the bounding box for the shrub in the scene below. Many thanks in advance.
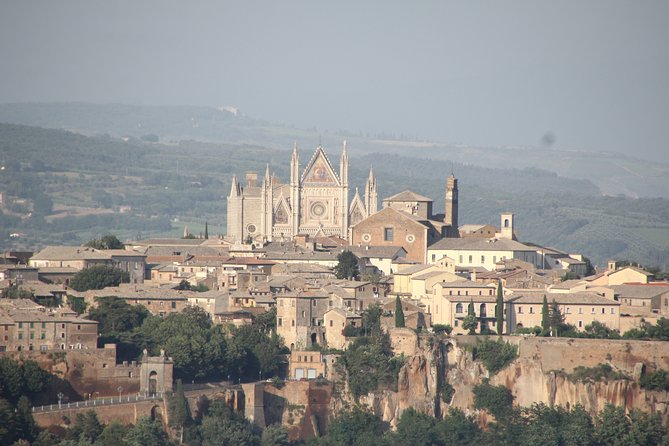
[475,338,518,375]
[473,380,514,419]
[569,364,629,384]
[639,369,669,391]
[441,382,455,404]
[433,324,453,335]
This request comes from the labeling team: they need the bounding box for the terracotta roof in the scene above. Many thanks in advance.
[510,292,619,305]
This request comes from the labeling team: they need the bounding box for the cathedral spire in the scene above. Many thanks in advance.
[230,174,239,197]
[365,166,378,215]
[290,142,299,186]
[264,164,271,184]
[340,140,348,186]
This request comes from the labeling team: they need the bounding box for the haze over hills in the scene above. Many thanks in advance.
[1,102,668,199]
[1,113,668,268]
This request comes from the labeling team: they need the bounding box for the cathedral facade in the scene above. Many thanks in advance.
[227,142,378,243]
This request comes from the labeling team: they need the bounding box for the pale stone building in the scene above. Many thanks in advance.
[227,142,378,243]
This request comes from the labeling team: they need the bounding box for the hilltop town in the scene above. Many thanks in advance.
[1,142,669,444]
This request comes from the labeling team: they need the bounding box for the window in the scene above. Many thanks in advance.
[591,307,595,314]
[384,227,394,242]
[459,255,463,263]
[529,307,534,314]
[329,320,333,327]
[578,321,583,328]
[77,325,81,330]
[41,322,46,329]
[61,333,65,338]
[454,320,459,327]
[40,333,45,339]
[468,255,473,264]
[601,308,605,314]
[291,320,295,327]
[278,318,283,327]
[566,307,571,314]
[312,300,316,307]
[301,311,306,318]
[432,254,436,262]
[455,303,463,314]
[518,306,523,314]
[18,333,23,340]
[19,322,23,329]
[30,332,34,339]
[481,256,485,263]
[30,322,34,329]
[172,302,176,309]
[578,308,583,314]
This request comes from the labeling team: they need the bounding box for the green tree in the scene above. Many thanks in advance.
[0,398,17,445]
[436,408,482,445]
[549,299,564,337]
[199,416,260,446]
[473,381,514,420]
[95,421,130,446]
[125,417,171,446]
[323,406,389,446]
[333,250,359,280]
[495,282,504,335]
[66,411,104,443]
[69,265,130,291]
[393,407,439,446]
[361,303,383,338]
[260,424,289,446]
[85,234,124,250]
[14,395,38,443]
[89,297,149,334]
[395,296,405,328]
[204,222,209,240]
[463,299,478,334]
[541,295,550,336]
[475,338,518,375]
[68,295,87,314]
[594,404,629,446]
[168,379,191,444]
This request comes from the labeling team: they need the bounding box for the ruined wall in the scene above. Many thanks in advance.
[2,345,140,402]
[244,381,333,442]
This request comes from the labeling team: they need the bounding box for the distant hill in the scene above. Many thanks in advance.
[1,102,668,199]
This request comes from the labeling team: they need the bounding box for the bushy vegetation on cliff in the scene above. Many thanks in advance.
[310,402,669,446]
[473,338,518,375]
[336,304,404,398]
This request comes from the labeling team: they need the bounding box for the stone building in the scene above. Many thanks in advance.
[227,142,378,243]
[0,299,98,352]
[350,176,459,263]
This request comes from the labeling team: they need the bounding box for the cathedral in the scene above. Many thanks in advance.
[227,141,378,243]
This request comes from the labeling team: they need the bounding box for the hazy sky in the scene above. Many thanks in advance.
[1,1,668,160]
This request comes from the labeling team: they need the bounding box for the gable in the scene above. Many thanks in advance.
[301,147,340,186]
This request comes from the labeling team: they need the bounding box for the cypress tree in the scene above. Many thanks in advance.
[495,281,504,335]
[395,296,405,328]
[463,299,478,335]
[541,295,550,336]
[204,222,209,239]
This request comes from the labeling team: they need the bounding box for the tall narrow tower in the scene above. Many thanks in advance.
[364,167,378,216]
[339,140,349,236]
[227,174,243,241]
[444,174,459,237]
[260,164,272,240]
[290,142,300,236]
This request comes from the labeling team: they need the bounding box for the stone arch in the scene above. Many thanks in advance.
[149,370,158,396]
[151,405,163,422]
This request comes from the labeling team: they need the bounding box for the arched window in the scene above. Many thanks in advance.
[504,219,510,228]
[455,303,463,314]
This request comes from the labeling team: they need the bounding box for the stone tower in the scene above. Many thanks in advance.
[140,349,174,396]
[500,212,515,240]
[444,174,459,237]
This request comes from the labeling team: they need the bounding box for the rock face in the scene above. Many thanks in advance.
[353,335,669,425]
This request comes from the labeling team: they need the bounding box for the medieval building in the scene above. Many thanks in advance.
[227,142,378,243]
